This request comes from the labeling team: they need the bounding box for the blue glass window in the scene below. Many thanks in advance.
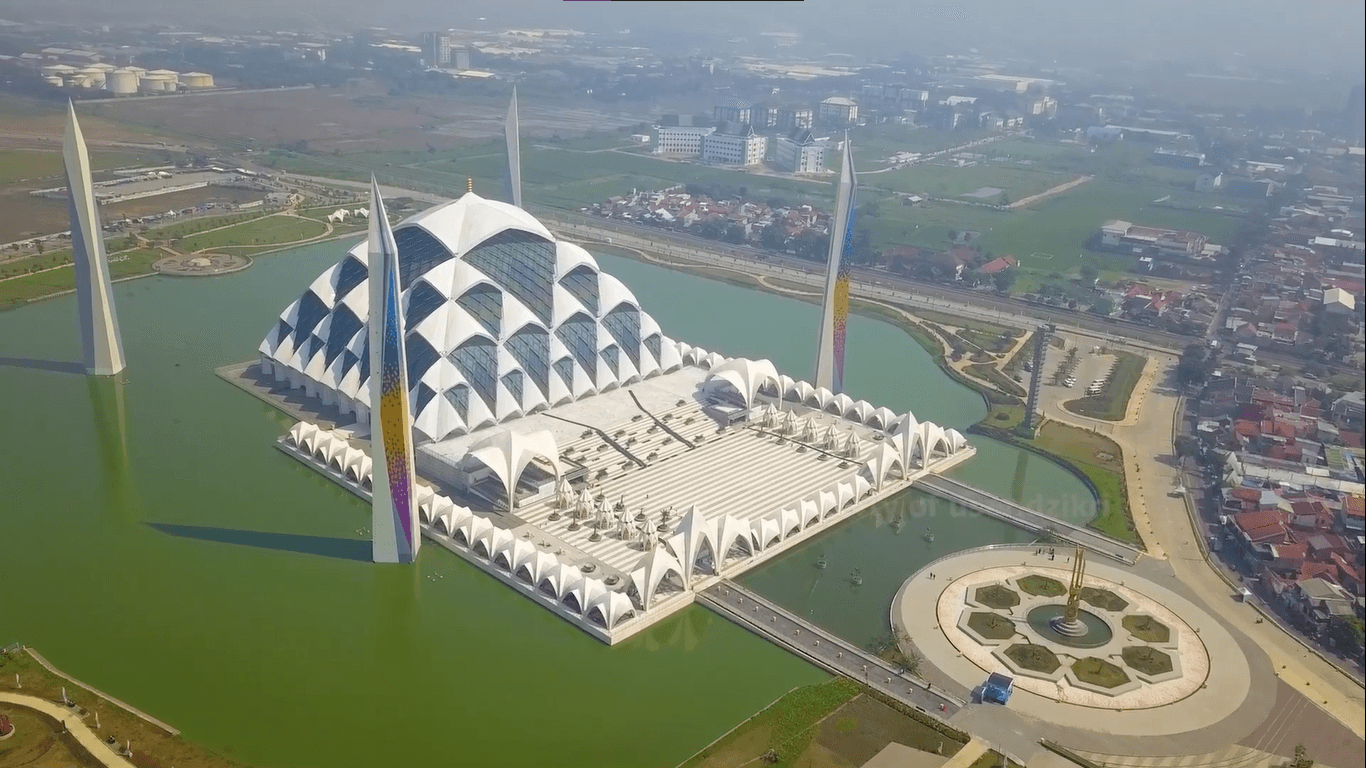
[553,357,575,390]
[554,312,597,374]
[405,333,440,383]
[334,255,368,301]
[449,336,498,410]
[394,226,457,290]
[340,350,360,377]
[501,370,524,406]
[292,291,330,349]
[643,333,662,365]
[600,345,620,377]
[325,305,363,367]
[602,303,641,369]
[456,283,502,338]
[405,281,447,332]
[444,384,470,422]
[506,324,550,399]
[414,382,437,414]
[463,230,556,325]
[559,265,599,316]
[358,340,370,383]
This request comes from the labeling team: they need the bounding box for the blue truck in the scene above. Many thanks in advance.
[983,673,1015,704]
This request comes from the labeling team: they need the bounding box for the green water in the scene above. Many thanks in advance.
[0,244,1093,768]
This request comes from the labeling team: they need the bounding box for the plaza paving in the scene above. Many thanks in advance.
[894,545,1268,752]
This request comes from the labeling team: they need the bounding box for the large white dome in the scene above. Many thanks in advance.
[258,193,681,442]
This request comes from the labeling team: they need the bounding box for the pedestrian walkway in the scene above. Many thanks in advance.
[699,581,965,716]
[914,476,1141,564]
[0,692,135,768]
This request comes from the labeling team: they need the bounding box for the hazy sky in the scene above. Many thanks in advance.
[3,0,1363,73]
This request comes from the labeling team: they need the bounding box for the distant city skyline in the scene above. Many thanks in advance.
[0,0,1361,73]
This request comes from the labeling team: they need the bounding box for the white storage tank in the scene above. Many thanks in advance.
[109,68,139,95]
[140,75,171,93]
[126,66,148,76]
[44,75,66,88]
[76,67,107,87]
[41,64,76,78]
[179,72,214,88]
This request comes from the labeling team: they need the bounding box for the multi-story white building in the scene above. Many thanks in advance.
[714,98,752,125]
[818,97,858,125]
[422,32,454,66]
[774,129,826,174]
[654,126,714,157]
[701,123,767,166]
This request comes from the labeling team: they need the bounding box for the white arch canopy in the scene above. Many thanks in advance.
[467,428,564,510]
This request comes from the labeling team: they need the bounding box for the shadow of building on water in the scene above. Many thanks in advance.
[145,522,371,562]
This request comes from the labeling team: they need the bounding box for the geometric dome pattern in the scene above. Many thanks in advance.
[259,193,682,442]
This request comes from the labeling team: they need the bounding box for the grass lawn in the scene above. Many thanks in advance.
[975,180,1240,276]
[1064,351,1147,421]
[0,648,256,768]
[1030,421,1139,545]
[679,678,861,768]
[0,249,161,310]
[149,212,272,241]
[175,215,327,253]
[0,703,100,767]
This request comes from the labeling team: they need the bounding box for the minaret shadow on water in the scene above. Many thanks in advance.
[88,373,136,523]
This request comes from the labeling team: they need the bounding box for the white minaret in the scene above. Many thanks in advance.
[367,178,419,564]
[814,134,856,393]
[505,87,522,208]
[63,101,126,376]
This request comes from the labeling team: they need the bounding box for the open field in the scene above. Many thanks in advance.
[1065,351,1147,421]
[0,95,196,147]
[175,214,327,253]
[91,85,657,154]
[869,163,1067,201]
[975,180,1241,274]
[849,124,994,169]
[0,148,152,185]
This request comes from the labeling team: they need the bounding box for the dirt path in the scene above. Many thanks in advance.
[1007,174,1092,209]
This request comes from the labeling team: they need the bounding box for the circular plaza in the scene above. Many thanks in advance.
[893,545,1255,738]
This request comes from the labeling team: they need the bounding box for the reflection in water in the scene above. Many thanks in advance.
[375,564,422,655]
[88,374,135,522]
[638,604,713,653]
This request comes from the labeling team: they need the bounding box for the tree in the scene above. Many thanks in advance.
[992,270,1017,293]
[1176,343,1217,386]
[1090,297,1114,316]
[760,225,786,251]
[1327,616,1364,657]
[1080,264,1099,283]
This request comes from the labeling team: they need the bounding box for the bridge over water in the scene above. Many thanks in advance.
[913,475,1142,564]
[698,581,966,717]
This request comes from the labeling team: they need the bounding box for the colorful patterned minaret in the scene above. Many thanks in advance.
[815,134,856,393]
[63,101,126,376]
[367,177,419,564]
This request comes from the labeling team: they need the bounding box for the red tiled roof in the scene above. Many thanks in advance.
[1233,510,1291,543]
[1299,562,1337,581]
